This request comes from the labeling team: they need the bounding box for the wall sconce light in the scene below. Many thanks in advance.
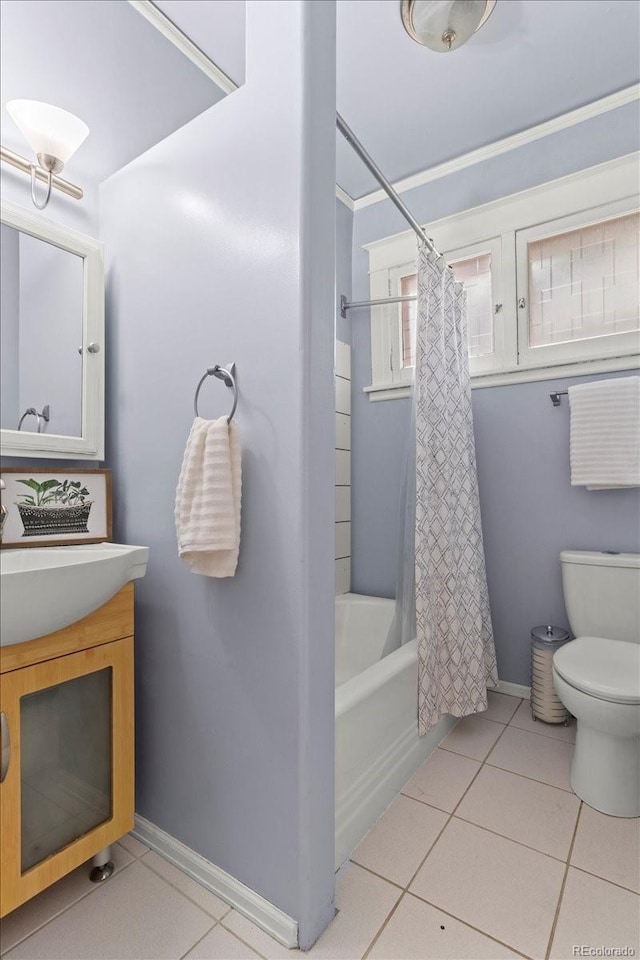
[1,100,88,209]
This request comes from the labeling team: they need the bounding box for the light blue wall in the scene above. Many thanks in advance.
[17,233,83,437]
[0,224,20,431]
[350,102,640,684]
[474,371,640,684]
[100,1,336,947]
[335,197,353,344]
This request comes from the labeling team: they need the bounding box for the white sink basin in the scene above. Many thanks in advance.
[1,543,149,647]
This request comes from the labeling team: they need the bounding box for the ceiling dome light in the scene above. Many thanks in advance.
[401,0,497,52]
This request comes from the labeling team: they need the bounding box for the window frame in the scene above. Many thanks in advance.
[364,154,640,401]
[445,237,507,376]
[516,201,640,370]
[366,258,416,400]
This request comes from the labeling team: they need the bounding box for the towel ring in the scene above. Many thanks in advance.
[17,405,51,432]
[194,363,238,423]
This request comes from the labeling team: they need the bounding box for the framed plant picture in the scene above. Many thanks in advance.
[1,468,112,548]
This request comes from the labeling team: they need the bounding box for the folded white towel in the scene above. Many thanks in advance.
[569,376,640,490]
[175,417,242,577]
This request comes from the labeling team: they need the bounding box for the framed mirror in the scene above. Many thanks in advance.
[0,199,104,459]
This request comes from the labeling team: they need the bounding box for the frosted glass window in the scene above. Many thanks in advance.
[450,253,493,357]
[400,252,493,367]
[528,211,640,348]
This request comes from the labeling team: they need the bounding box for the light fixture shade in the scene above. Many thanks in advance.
[6,100,89,165]
[401,0,496,52]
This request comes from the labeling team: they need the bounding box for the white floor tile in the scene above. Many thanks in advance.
[222,910,300,960]
[315,858,402,957]
[410,818,565,958]
[456,765,580,860]
[550,868,640,959]
[222,862,401,959]
[480,692,521,725]
[369,893,521,960]
[117,833,149,859]
[141,850,231,919]
[0,844,134,955]
[184,925,261,959]
[509,700,576,742]
[8,710,640,960]
[221,912,298,960]
[3,860,214,960]
[570,805,640,892]
[351,795,448,886]
[402,748,481,813]
[487,725,574,791]
[440,716,505,761]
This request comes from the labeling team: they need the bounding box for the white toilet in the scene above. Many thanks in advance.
[552,550,640,818]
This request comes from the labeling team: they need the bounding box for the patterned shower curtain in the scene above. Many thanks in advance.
[415,243,498,735]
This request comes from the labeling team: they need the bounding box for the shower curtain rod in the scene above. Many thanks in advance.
[339,293,417,318]
[336,114,435,250]
[336,114,448,317]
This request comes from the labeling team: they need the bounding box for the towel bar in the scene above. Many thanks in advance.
[194,363,238,423]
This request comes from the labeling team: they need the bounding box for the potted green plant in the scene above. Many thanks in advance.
[16,478,93,537]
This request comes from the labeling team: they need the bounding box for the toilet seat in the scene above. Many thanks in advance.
[553,636,640,705]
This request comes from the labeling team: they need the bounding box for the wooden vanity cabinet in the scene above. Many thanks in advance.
[0,585,135,917]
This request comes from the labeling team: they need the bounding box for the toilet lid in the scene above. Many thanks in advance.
[553,637,640,704]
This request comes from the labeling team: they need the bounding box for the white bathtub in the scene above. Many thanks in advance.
[335,592,456,868]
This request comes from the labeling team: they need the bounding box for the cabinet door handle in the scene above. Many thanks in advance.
[0,713,9,783]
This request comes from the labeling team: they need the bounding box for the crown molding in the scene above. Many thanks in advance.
[335,184,355,211]
[352,84,640,211]
[129,0,354,211]
[124,5,637,220]
[363,152,639,256]
[128,0,239,94]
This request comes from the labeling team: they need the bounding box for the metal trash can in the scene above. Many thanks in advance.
[530,625,571,724]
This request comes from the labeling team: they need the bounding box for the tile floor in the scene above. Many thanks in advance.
[1,692,638,960]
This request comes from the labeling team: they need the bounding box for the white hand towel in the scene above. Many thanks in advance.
[175,417,242,577]
[569,376,640,490]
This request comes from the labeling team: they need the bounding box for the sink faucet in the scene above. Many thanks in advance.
[0,478,6,542]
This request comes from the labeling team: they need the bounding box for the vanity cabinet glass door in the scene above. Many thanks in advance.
[0,638,133,916]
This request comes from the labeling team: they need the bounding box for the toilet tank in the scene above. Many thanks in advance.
[561,551,640,645]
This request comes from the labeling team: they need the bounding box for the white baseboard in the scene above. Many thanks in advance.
[133,680,527,947]
[132,815,298,949]
[493,680,531,700]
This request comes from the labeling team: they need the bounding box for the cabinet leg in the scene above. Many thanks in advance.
[89,846,114,883]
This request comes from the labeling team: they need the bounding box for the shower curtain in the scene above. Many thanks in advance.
[381,397,416,660]
[415,244,498,735]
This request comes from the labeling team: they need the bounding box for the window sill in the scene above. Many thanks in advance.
[364,354,640,400]
[472,354,640,389]
[363,381,412,402]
